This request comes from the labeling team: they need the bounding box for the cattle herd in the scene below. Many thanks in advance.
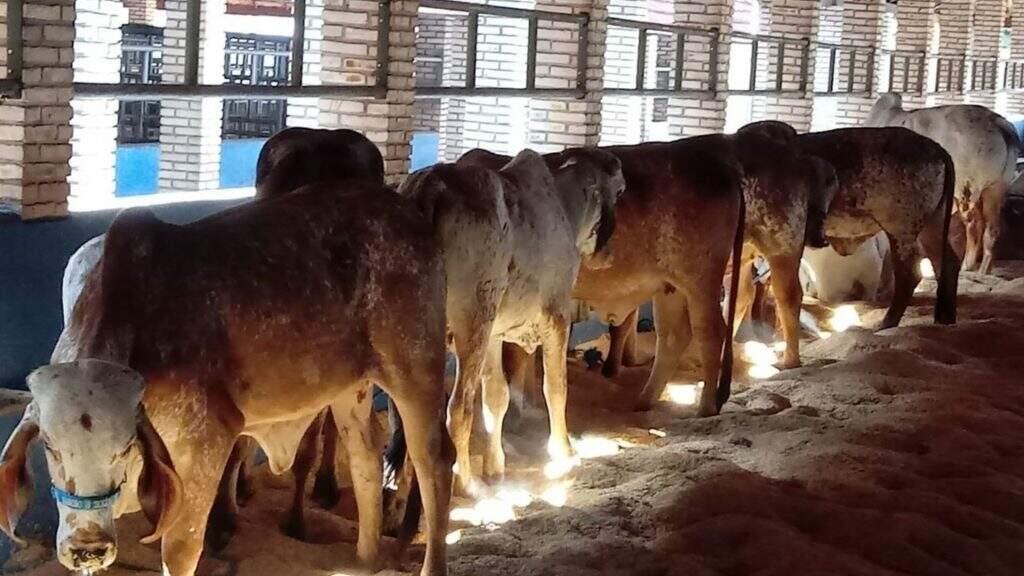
[0,94,1019,576]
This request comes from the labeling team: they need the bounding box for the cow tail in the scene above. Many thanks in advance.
[934,152,959,325]
[717,190,746,411]
[382,397,423,546]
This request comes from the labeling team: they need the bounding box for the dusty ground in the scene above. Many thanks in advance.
[7,264,1024,576]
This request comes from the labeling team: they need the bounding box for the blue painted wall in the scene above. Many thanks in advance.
[220,139,266,189]
[411,132,440,171]
[115,144,160,197]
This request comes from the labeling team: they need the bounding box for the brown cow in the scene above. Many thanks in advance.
[460,136,746,417]
[7,184,452,576]
[742,121,960,328]
[602,127,838,375]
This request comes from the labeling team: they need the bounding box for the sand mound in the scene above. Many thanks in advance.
[7,264,1024,576]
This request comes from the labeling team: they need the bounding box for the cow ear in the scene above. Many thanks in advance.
[136,408,183,544]
[0,403,39,545]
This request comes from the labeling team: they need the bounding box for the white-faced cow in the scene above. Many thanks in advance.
[8,183,453,576]
[58,127,386,548]
[399,149,624,495]
[866,92,1020,274]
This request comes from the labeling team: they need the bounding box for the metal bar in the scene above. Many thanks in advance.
[526,16,538,90]
[73,82,387,99]
[959,55,966,91]
[827,46,836,93]
[185,0,201,85]
[946,58,953,92]
[0,79,21,98]
[674,32,685,92]
[970,60,976,91]
[418,86,584,97]
[290,0,306,86]
[607,16,711,37]
[902,54,910,92]
[6,0,23,96]
[725,89,809,96]
[577,12,590,93]
[604,87,714,97]
[636,28,648,90]
[708,27,720,95]
[466,12,478,89]
[730,30,804,44]
[748,38,758,91]
[775,41,785,92]
[799,37,810,93]
[421,0,582,23]
[376,1,390,89]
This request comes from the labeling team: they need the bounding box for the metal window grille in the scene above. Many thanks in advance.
[222,34,291,139]
[117,24,164,144]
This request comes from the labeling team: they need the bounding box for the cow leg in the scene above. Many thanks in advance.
[766,252,803,369]
[602,308,636,378]
[540,314,574,462]
[448,315,494,496]
[881,234,921,330]
[918,200,962,324]
[962,210,983,272]
[312,410,342,510]
[732,252,757,338]
[689,279,729,417]
[331,387,382,570]
[205,440,246,552]
[979,183,1004,275]
[160,427,236,576]
[621,310,640,367]
[481,339,510,479]
[504,343,542,412]
[281,411,327,541]
[384,374,452,576]
[635,288,691,412]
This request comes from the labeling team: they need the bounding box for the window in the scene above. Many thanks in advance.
[222,34,291,139]
[117,24,164,144]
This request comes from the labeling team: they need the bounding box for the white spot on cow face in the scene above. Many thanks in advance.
[27,360,145,572]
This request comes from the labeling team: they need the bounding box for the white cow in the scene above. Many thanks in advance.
[866,93,1021,274]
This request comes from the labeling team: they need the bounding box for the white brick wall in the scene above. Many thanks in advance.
[69,0,127,202]
[159,0,226,192]
[667,0,733,137]
[287,0,323,129]
[0,0,76,219]
[893,0,934,109]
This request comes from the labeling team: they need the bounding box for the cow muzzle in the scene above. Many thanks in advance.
[584,247,614,270]
[59,534,116,571]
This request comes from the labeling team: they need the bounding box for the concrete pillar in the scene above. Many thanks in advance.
[528,0,607,151]
[667,0,733,137]
[810,0,842,130]
[70,0,127,203]
[1008,0,1024,117]
[158,0,226,193]
[967,0,1003,109]
[933,0,971,104]
[894,0,935,109]
[832,0,885,126]
[753,0,818,132]
[319,0,415,185]
[437,12,468,162]
[0,0,76,219]
[600,0,649,145]
[287,0,323,128]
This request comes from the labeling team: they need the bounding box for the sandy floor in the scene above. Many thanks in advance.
[7,264,1024,576]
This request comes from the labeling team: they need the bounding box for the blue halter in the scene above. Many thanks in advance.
[50,485,121,511]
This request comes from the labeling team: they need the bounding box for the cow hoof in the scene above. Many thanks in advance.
[280,517,307,541]
[601,361,620,378]
[312,472,341,510]
[697,403,720,418]
[775,357,801,371]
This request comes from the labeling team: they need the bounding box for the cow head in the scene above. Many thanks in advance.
[552,148,626,269]
[865,92,904,127]
[0,359,182,572]
[805,156,839,249]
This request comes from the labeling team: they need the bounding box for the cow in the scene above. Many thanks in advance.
[14,189,454,576]
[866,92,1020,274]
[398,149,624,495]
[460,137,746,418]
[600,127,839,375]
[742,121,960,329]
[58,127,386,548]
